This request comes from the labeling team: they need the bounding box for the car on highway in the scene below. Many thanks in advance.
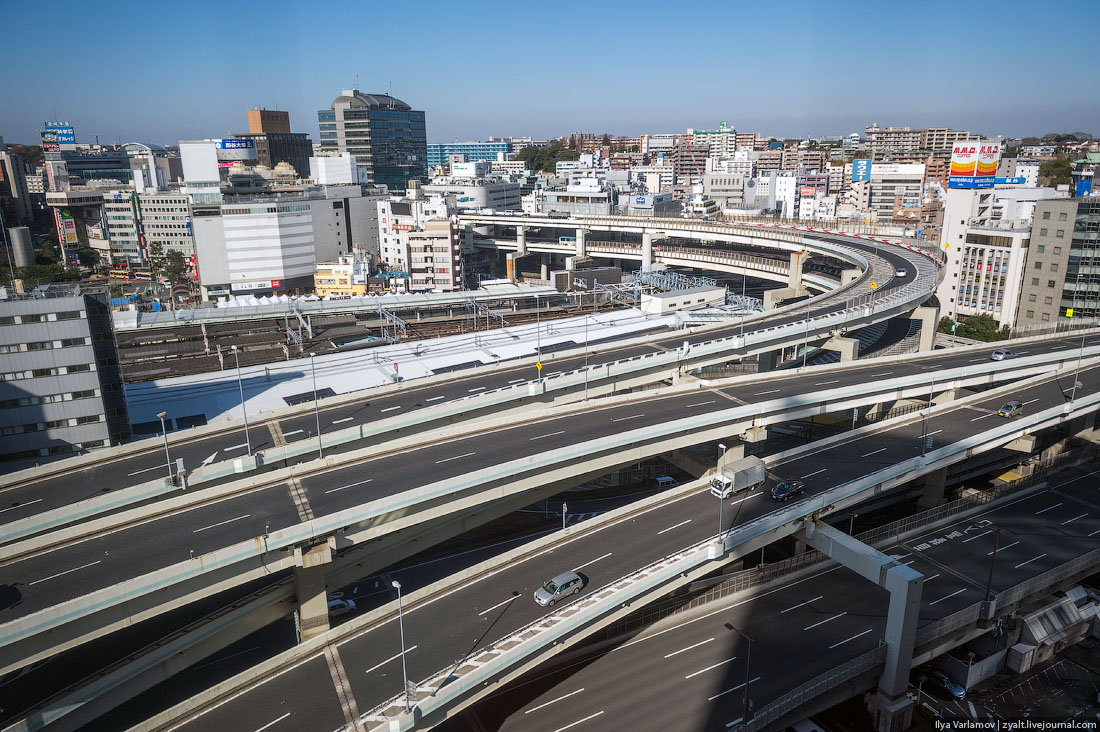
[534,571,584,606]
[991,348,1018,361]
[895,267,907,277]
[998,400,1024,418]
[327,598,357,617]
[770,480,806,502]
[926,669,967,700]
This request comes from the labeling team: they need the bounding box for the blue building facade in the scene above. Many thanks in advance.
[427,141,514,169]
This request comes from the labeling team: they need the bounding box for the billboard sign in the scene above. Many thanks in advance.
[60,209,79,244]
[42,121,75,148]
[231,280,274,292]
[214,138,255,150]
[1076,179,1093,198]
[995,177,1025,185]
[948,141,1001,189]
[851,159,872,182]
[214,138,257,163]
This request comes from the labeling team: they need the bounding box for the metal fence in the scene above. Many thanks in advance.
[997,546,1100,608]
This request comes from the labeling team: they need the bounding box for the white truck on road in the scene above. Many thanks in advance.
[709,455,766,498]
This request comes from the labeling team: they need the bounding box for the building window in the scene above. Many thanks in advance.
[1026,310,1034,318]
[1059,212,1068,221]
[1031,277,1039,286]
[1042,211,1051,220]
[1056,230,1065,238]
[1028,294,1037,302]
[1048,280,1056,288]
[1034,261,1043,270]
[1044,297,1053,304]
[1040,228,1048,236]
[1054,247,1061,255]
[1037,245,1045,253]
[1042,313,1051,321]
[1051,263,1059,272]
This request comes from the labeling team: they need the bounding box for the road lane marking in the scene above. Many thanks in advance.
[549,711,604,732]
[1088,528,1100,537]
[611,414,644,422]
[524,688,585,714]
[252,713,292,732]
[926,429,943,437]
[753,389,780,395]
[467,386,486,392]
[0,498,42,514]
[686,400,717,408]
[363,645,419,676]
[380,406,401,412]
[1052,345,1068,350]
[478,595,519,616]
[425,395,446,402]
[967,358,985,362]
[332,417,353,424]
[326,478,373,494]
[1060,512,1088,525]
[828,628,874,649]
[709,676,762,701]
[665,637,713,658]
[530,430,566,441]
[962,530,992,543]
[657,519,692,535]
[1022,398,1039,405]
[970,414,994,421]
[436,452,476,464]
[572,552,612,572]
[729,493,762,507]
[282,429,304,437]
[861,448,887,458]
[926,574,940,581]
[814,380,839,386]
[223,443,249,451]
[988,541,1019,555]
[870,372,893,377]
[1014,553,1047,569]
[192,644,262,671]
[508,379,525,384]
[1035,503,1063,515]
[929,588,966,606]
[685,656,742,680]
[804,612,846,630]
[127,463,171,477]
[780,595,823,614]
[193,514,251,533]
[28,560,101,586]
[800,468,827,479]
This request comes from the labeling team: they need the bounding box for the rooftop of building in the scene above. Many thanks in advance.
[329,89,412,111]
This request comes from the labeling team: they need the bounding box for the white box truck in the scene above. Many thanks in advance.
[709,455,766,498]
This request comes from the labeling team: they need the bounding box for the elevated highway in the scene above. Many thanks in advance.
[8,346,1100,731]
[1,222,939,538]
[0,335,1095,677]
[80,361,1100,732]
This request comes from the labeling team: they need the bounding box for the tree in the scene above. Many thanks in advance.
[568,134,577,151]
[601,133,611,147]
[164,250,189,284]
[1039,156,1073,187]
[147,241,165,280]
[76,247,101,268]
[7,144,44,167]
[515,143,579,174]
[950,314,1010,342]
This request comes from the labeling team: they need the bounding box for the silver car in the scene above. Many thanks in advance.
[534,571,584,606]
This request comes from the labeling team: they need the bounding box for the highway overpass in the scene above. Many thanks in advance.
[9,349,1100,731]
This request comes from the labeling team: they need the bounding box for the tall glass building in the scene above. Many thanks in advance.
[317,90,427,193]
[427,141,513,169]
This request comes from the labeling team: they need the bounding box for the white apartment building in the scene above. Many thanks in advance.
[423,174,522,211]
[310,154,359,185]
[629,165,675,192]
[702,172,746,209]
[377,194,454,271]
[689,122,738,159]
[408,219,462,292]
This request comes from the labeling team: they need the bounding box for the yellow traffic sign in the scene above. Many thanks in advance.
[870,282,878,290]
[1067,308,1075,317]
[536,361,543,372]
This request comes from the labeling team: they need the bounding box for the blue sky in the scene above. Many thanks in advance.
[2,0,1097,147]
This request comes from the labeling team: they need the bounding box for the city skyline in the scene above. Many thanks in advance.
[2,0,1098,147]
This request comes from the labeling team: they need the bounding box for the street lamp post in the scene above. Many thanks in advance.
[1071,331,1086,402]
[309,352,323,460]
[984,526,1002,603]
[724,623,754,724]
[584,315,590,402]
[801,300,810,368]
[392,580,412,713]
[230,345,252,456]
[156,411,173,481]
[717,443,728,537]
[921,377,934,457]
[535,294,542,382]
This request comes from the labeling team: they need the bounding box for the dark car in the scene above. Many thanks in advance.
[926,669,967,700]
[771,480,806,502]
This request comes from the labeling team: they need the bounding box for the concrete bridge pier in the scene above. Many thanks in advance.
[919,468,947,507]
[788,250,809,290]
[516,225,527,255]
[797,520,922,732]
[641,230,655,271]
[294,538,335,643]
[910,305,940,352]
[842,268,861,285]
[576,227,588,257]
[540,254,550,281]
[823,335,859,362]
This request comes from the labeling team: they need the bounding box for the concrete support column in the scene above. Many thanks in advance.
[294,539,334,643]
[788,250,809,290]
[757,350,780,372]
[911,305,940,352]
[540,254,550,281]
[823,335,859,362]
[641,231,654,272]
[516,225,527,255]
[841,268,861,285]
[506,252,520,283]
[576,227,587,257]
[919,468,947,507]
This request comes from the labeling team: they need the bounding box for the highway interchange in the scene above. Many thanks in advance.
[0,235,921,525]
[81,361,1100,731]
[0,333,1094,626]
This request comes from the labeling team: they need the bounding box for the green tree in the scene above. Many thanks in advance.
[953,314,1010,342]
[600,133,611,147]
[147,241,165,280]
[1039,156,1073,187]
[164,249,189,284]
[76,247,101,268]
[516,143,580,174]
[7,144,44,167]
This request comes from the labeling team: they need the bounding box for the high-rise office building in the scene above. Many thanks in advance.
[1015,197,1100,326]
[0,284,131,467]
[236,109,313,178]
[317,89,427,193]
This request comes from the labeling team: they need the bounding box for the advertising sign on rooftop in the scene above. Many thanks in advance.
[851,159,872,182]
[948,141,1001,189]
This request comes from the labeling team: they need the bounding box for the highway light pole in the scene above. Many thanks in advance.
[801,301,809,368]
[717,443,727,538]
[309,352,323,460]
[984,526,1002,603]
[584,315,589,402]
[724,623,753,724]
[921,377,934,457]
[392,580,412,713]
[1071,331,1086,402]
[156,411,173,481]
[230,345,252,456]
[535,294,542,382]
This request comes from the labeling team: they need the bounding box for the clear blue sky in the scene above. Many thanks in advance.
[2,0,1097,147]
